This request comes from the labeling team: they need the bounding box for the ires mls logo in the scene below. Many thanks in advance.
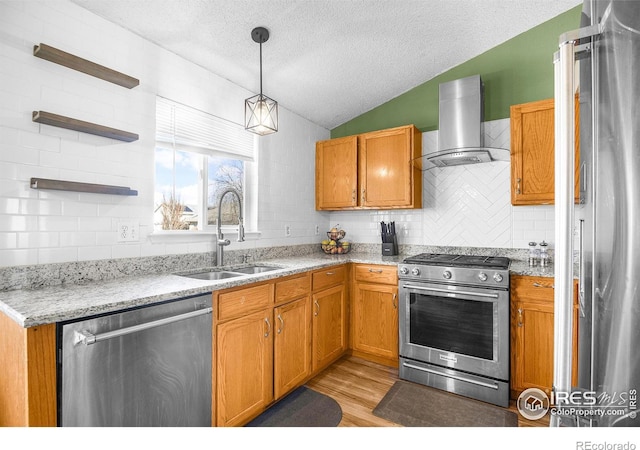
[517,388,550,420]
[516,388,638,421]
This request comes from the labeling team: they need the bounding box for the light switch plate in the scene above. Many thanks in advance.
[117,220,139,242]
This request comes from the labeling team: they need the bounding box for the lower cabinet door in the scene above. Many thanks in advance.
[216,309,273,426]
[353,282,398,363]
[274,296,312,399]
[312,285,347,373]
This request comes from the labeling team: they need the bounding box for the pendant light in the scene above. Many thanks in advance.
[245,27,278,135]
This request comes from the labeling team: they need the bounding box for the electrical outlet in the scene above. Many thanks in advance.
[315,225,320,235]
[117,220,139,242]
[284,224,291,237]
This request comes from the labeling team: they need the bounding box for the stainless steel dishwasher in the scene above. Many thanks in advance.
[58,293,212,427]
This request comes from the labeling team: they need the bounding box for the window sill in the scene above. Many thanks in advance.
[149,230,262,244]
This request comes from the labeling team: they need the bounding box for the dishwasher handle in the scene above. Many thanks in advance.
[73,306,213,346]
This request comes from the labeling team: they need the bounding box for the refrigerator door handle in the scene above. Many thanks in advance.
[578,219,586,317]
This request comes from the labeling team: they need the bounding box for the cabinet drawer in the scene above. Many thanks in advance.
[275,272,310,304]
[511,275,555,302]
[312,265,347,291]
[354,264,397,285]
[217,283,272,321]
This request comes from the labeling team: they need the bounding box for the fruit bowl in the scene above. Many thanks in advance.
[321,241,351,255]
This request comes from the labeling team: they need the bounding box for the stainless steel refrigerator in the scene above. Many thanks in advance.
[553,0,640,427]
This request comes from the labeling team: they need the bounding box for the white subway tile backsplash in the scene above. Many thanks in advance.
[37,247,78,265]
[0,248,38,266]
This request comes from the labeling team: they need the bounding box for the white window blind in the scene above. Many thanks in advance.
[156,97,255,161]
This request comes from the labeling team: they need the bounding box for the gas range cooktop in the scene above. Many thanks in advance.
[402,253,511,270]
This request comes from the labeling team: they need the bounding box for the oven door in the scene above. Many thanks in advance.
[399,280,509,381]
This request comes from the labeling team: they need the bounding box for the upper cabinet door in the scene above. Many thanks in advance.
[359,126,416,208]
[510,98,579,205]
[315,135,358,210]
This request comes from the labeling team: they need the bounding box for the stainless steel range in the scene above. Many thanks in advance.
[398,253,511,407]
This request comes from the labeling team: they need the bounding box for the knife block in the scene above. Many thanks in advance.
[382,237,398,256]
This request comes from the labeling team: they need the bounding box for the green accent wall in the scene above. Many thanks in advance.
[331,5,582,138]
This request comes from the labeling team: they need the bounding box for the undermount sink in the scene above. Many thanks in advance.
[179,265,281,280]
[230,265,281,274]
[182,271,244,281]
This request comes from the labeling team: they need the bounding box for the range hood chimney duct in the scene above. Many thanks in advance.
[418,75,509,169]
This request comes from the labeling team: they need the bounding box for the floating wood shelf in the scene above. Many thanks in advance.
[32,111,139,142]
[30,178,138,196]
[33,43,139,89]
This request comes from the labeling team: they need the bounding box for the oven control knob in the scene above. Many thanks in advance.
[400,266,409,275]
[411,268,421,276]
[493,273,504,283]
[442,270,452,280]
[478,272,488,282]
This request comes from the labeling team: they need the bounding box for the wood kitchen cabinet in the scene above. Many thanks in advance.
[351,264,399,367]
[315,135,358,209]
[510,98,580,205]
[0,313,56,427]
[214,283,274,427]
[215,273,313,426]
[273,273,312,400]
[315,125,422,210]
[510,275,579,399]
[311,265,348,373]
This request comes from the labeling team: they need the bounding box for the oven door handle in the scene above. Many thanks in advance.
[402,362,500,390]
[401,284,499,299]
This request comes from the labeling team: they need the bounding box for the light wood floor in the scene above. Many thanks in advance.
[306,355,550,427]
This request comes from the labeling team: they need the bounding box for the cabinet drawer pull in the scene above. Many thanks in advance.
[314,300,320,316]
[532,282,554,289]
[392,293,397,309]
[277,314,284,334]
[517,308,523,327]
[368,269,383,273]
[264,317,271,337]
[516,178,522,195]
[352,189,356,202]
[325,272,334,276]
[361,188,366,203]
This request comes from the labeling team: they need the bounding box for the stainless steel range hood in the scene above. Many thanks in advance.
[418,75,509,169]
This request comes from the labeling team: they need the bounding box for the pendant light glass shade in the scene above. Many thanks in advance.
[245,27,278,135]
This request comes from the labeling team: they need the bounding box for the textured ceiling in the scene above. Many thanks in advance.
[71,0,580,130]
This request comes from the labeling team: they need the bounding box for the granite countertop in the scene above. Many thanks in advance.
[0,252,552,328]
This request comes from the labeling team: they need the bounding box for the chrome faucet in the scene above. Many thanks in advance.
[216,188,245,266]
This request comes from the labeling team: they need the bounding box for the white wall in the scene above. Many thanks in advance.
[0,0,330,268]
[330,119,555,250]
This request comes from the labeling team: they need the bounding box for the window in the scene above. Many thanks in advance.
[154,97,255,232]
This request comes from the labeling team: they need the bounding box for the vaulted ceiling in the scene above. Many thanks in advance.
[71,0,581,130]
